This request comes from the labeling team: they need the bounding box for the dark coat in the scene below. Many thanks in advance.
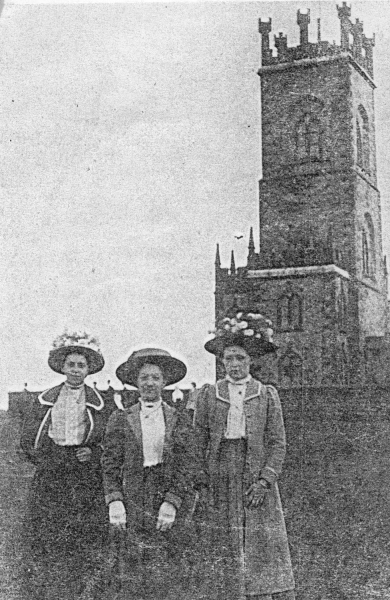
[20,383,108,600]
[195,378,295,597]
[102,402,197,528]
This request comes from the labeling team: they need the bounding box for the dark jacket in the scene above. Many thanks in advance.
[20,383,105,466]
[102,402,197,528]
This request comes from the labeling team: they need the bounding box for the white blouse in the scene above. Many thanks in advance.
[139,399,165,467]
[48,383,86,446]
[224,375,252,439]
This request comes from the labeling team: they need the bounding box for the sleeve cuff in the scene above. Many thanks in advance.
[260,466,278,485]
[105,491,124,505]
[165,492,182,510]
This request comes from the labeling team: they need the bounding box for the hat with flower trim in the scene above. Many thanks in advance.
[205,308,278,358]
[116,348,187,387]
[48,330,105,375]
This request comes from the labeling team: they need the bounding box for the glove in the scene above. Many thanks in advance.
[156,501,176,532]
[245,479,269,508]
[109,500,127,529]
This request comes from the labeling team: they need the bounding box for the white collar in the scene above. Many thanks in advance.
[139,398,163,413]
[64,381,84,391]
[226,375,252,386]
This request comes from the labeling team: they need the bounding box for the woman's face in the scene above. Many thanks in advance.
[137,363,165,403]
[222,346,251,381]
[62,353,89,386]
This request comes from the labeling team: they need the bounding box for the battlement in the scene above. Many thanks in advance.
[259,3,374,78]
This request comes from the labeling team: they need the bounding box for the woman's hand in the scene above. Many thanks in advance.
[245,479,269,508]
[156,501,177,532]
[76,447,92,463]
[109,500,127,530]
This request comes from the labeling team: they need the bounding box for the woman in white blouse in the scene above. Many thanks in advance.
[20,331,108,600]
[102,347,197,600]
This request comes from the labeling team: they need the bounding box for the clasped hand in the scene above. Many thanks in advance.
[76,447,92,463]
[156,501,176,532]
[245,480,268,508]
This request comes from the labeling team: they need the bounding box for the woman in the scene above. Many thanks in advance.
[102,347,198,600]
[195,310,295,600]
[20,331,108,600]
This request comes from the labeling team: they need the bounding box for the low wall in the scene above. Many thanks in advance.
[279,386,390,599]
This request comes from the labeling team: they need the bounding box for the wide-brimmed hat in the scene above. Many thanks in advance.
[116,348,187,387]
[205,309,278,359]
[48,331,105,375]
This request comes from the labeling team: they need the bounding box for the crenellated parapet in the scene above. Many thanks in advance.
[259,3,374,79]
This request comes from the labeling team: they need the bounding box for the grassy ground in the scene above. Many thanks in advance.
[0,412,34,600]
[4,391,390,600]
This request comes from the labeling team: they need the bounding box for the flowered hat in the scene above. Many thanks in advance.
[116,348,187,387]
[48,330,105,375]
[205,308,278,358]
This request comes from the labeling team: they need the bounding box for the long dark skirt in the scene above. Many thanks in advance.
[112,464,196,600]
[21,441,108,600]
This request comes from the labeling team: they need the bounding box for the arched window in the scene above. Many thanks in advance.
[337,288,348,332]
[277,293,303,331]
[277,296,289,331]
[357,105,370,173]
[339,342,349,385]
[278,348,303,387]
[296,114,322,162]
[356,119,362,167]
[362,213,375,277]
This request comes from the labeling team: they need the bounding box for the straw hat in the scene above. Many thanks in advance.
[116,348,187,387]
[48,331,105,375]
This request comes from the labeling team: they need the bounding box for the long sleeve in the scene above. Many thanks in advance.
[260,385,287,485]
[193,384,213,489]
[19,400,45,465]
[164,409,199,509]
[101,409,126,505]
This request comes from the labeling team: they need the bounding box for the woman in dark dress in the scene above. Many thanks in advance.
[102,347,198,600]
[20,331,108,600]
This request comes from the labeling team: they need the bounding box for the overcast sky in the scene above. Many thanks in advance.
[1,1,390,408]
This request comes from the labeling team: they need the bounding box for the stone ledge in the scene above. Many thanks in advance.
[247,264,351,280]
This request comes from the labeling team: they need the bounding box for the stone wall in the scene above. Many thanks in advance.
[279,385,390,598]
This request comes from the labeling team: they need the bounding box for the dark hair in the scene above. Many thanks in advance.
[62,348,91,370]
[136,360,166,380]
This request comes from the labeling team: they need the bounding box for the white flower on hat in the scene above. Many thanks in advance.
[52,330,101,353]
[238,321,248,329]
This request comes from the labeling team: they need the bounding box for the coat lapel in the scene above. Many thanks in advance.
[215,378,261,403]
[38,384,63,406]
[126,403,143,447]
[215,380,230,404]
[85,385,104,410]
[162,403,177,457]
[244,378,262,402]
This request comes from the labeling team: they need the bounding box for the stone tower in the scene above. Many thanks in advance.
[215,3,389,387]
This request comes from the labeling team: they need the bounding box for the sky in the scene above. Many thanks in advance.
[1,0,390,408]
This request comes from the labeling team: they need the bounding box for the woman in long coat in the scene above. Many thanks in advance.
[101,347,198,600]
[195,310,295,600]
[20,331,108,600]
